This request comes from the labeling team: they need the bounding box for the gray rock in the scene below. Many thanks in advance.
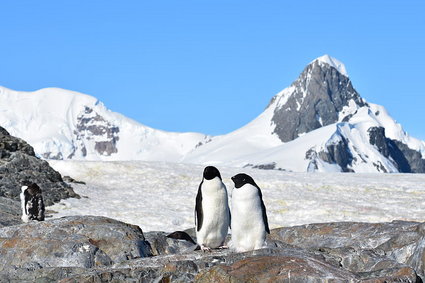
[144,231,198,255]
[0,220,423,282]
[0,126,79,207]
[270,221,425,280]
[0,215,152,275]
[0,197,21,227]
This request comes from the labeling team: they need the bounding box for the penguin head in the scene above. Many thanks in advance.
[203,166,222,180]
[231,173,258,189]
[27,183,42,196]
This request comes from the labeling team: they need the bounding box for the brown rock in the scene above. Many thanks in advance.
[195,255,357,282]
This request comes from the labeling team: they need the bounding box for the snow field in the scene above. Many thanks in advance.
[47,160,425,233]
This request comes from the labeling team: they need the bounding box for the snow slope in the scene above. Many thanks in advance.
[0,86,209,161]
[48,160,425,233]
[181,103,282,166]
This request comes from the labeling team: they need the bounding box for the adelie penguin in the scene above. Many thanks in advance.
[195,166,231,252]
[230,173,270,252]
[20,183,45,223]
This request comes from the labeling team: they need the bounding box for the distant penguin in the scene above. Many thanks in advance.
[20,183,45,223]
[230,173,269,252]
[195,166,231,251]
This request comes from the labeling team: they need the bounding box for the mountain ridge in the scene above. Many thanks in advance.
[1,55,424,173]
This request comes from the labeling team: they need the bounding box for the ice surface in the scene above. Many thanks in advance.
[48,160,425,233]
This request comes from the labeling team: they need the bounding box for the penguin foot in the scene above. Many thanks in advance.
[200,245,212,252]
[218,245,229,249]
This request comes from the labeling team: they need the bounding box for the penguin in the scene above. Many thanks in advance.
[230,173,270,252]
[20,183,45,223]
[195,166,231,252]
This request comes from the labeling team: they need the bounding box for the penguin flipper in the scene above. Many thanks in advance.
[195,184,203,232]
[257,187,270,234]
[228,209,231,229]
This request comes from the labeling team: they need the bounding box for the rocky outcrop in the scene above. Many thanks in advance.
[144,230,198,256]
[0,216,151,276]
[318,135,354,172]
[0,218,423,282]
[271,59,366,143]
[0,126,78,206]
[369,126,425,173]
[270,221,425,281]
[0,196,21,227]
[67,106,120,159]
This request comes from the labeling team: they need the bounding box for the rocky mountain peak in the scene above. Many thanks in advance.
[314,54,348,77]
[270,56,367,143]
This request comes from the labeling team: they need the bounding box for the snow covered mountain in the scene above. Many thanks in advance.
[1,54,424,173]
[0,87,209,161]
[182,55,425,173]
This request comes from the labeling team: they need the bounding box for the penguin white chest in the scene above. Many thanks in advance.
[20,186,29,223]
[196,178,230,248]
[231,184,266,252]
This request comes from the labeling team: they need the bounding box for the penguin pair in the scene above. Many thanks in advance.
[195,166,270,252]
[20,183,45,223]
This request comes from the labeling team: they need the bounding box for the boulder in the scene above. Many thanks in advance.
[0,216,152,276]
[144,230,198,256]
[0,126,78,207]
[0,196,21,227]
[269,221,425,279]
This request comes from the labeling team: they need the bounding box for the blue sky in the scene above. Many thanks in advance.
[1,1,424,139]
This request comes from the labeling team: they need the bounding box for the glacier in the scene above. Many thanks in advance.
[47,160,425,233]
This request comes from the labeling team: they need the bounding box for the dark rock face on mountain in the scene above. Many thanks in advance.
[271,59,366,143]
[318,135,354,172]
[0,126,78,207]
[369,126,425,173]
[64,106,120,159]
[389,140,425,173]
[1,217,423,282]
[41,106,120,160]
